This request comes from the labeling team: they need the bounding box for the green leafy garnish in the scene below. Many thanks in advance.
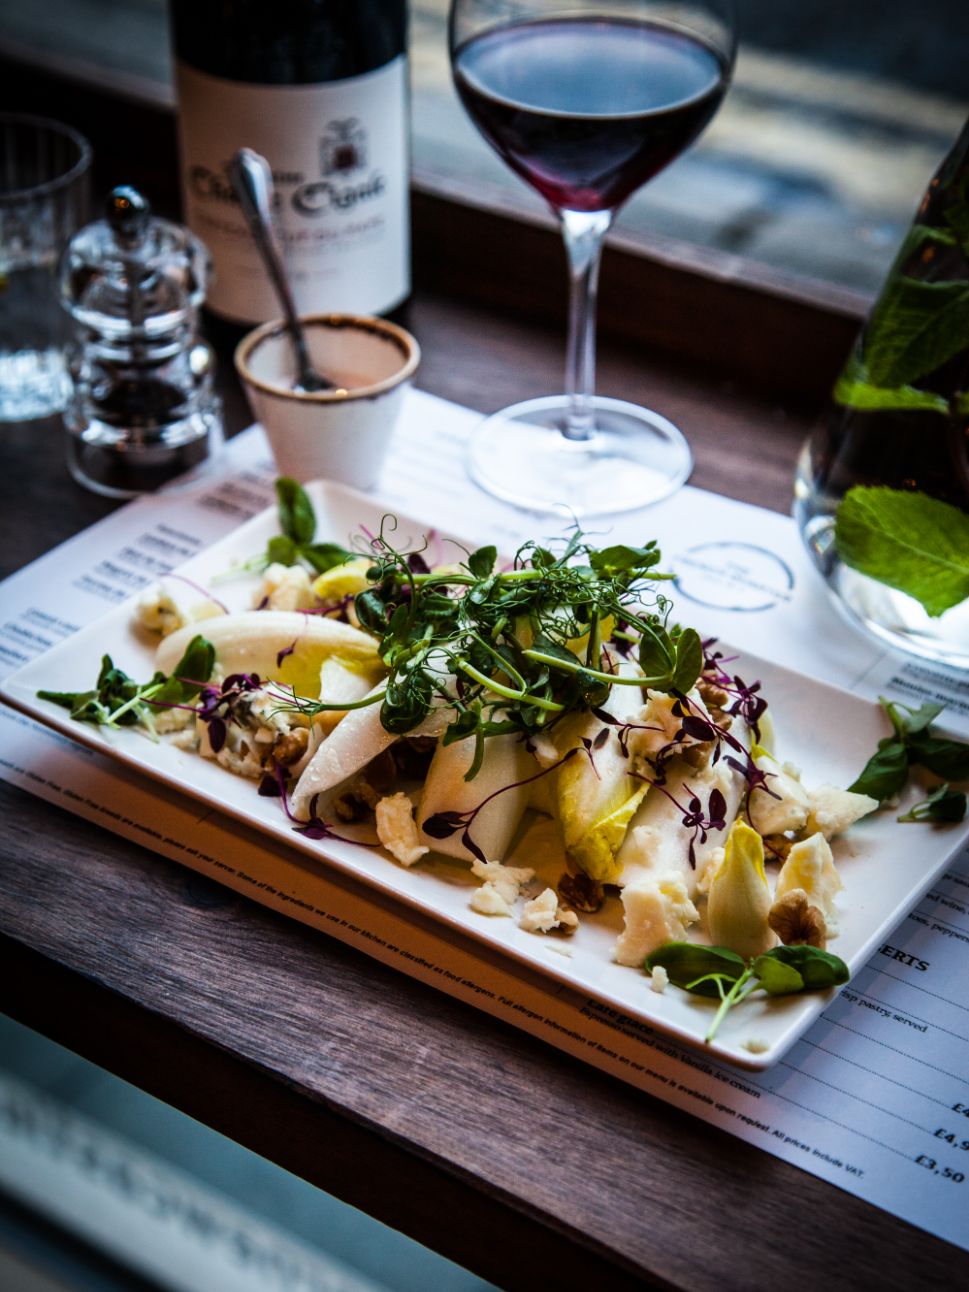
[864,277,969,390]
[297,522,696,758]
[835,486,969,618]
[646,942,850,1043]
[39,635,215,735]
[849,698,969,814]
[833,354,950,414]
[898,783,967,824]
[255,478,354,575]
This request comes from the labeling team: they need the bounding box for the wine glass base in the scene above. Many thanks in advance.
[467,395,692,516]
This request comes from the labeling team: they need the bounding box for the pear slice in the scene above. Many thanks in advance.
[418,731,533,864]
[617,755,744,892]
[290,691,448,820]
[550,664,647,884]
[156,611,383,701]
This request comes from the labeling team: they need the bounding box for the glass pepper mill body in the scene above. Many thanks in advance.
[60,186,223,498]
[795,118,969,669]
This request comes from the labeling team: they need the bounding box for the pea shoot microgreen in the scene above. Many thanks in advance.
[297,514,703,764]
[646,942,850,1043]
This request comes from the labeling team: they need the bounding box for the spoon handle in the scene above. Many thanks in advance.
[228,148,330,390]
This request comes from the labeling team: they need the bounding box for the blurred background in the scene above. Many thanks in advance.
[0,0,965,296]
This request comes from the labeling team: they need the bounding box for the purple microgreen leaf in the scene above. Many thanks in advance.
[276,640,297,669]
[681,715,716,742]
[422,813,463,839]
[461,828,487,864]
[207,717,227,753]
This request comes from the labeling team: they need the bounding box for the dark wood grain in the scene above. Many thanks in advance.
[0,289,812,580]
[3,779,966,1292]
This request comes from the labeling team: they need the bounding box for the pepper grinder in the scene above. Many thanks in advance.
[60,186,222,497]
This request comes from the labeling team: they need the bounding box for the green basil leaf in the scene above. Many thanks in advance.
[37,687,98,717]
[847,737,910,801]
[752,954,805,996]
[835,486,969,618]
[275,477,316,546]
[646,943,745,997]
[898,783,967,824]
[761,945,850,991]
[266,534,298,567]
[301,541,355,574]
[882,697,944,739]
[906,732,969,782]
[153,635,216,705]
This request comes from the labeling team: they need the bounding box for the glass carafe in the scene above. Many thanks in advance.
[795,117,969,669]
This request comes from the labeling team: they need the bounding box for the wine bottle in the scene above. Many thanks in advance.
[170,0,410,324]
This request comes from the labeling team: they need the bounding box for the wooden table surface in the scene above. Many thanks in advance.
[2,290,967,1292]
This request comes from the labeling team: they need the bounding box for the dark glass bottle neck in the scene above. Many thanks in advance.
[171,1,407,84]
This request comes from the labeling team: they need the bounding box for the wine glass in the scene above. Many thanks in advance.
[449,0,736,515]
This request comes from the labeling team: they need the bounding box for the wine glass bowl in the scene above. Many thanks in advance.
[449,0,735,515]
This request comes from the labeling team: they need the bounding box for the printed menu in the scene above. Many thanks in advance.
[1,390,968,1252]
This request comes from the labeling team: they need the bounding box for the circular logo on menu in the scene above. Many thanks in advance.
[671,542,795,613]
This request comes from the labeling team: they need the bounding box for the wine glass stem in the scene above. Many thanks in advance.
[561,208,613,442]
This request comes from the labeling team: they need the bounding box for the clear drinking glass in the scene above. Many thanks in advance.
[0,114,92,422]
[449,0,735,515]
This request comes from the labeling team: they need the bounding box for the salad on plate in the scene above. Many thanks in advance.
[36,479,969,1044]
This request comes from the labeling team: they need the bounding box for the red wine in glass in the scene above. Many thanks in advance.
[448,0,735,516]
[453,17,729,214]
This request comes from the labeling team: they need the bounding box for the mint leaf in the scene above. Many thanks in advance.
[864,277,969,388]
[835,486,969,617]
[833,357,949,414]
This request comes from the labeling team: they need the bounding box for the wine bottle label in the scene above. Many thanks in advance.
[174,58,410,322]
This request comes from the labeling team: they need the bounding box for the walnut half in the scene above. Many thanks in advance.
[768,888,827,949]
[557,870,605,914]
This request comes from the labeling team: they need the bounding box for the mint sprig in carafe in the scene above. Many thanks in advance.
[795,115,969,668]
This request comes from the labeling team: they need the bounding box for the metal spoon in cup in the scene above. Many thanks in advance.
[228,148,334,393]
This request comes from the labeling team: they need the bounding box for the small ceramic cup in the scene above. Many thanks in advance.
[234,313,420,488]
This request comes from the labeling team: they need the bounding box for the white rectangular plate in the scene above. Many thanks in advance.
[4,481,968,1070]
